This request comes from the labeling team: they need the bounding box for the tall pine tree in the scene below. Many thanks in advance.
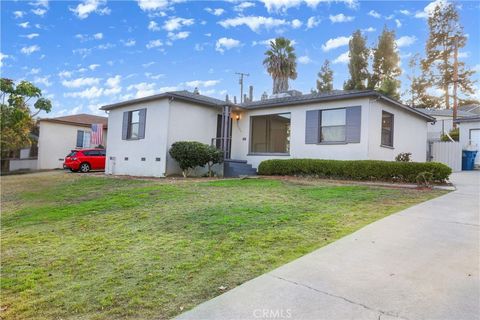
[404,54,440,108]
[422,2,475,109]
[316,60,333,92]
[344,30,369,90]
[369,26,401,99]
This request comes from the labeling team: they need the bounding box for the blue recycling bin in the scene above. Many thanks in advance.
[462,150,477,171]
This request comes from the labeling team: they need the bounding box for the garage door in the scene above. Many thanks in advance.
[470,129,480,165]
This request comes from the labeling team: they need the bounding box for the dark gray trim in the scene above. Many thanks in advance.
[454,116,480,123]
[247,153,290,156]
[76,130,84,148]
[346,105,361,143]
[305,110,320,144]
[380,145,395,149]
[381,110,394,148]
[121,112,129,140]
[101,91,228,110]
[101,89,434,123]
[138,108,146,139]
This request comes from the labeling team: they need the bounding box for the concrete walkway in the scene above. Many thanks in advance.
[178,172,480,320]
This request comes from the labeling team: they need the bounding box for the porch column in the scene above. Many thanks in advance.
[221,105,231,159]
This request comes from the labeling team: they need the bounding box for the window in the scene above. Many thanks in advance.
[122,109,146,140]
[128,110,140,139]
[381,111,394,147]
[320,109,346,142]
[76,130,91,148]
[250,113,291,154]
[83,150,101,156]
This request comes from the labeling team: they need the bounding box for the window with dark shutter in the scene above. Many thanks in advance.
[305,110,320,144]
[122,108,147,140]
[305,106,361,144]
[381,111,394,147]
[76,130,84,147]
[346,106,361,143]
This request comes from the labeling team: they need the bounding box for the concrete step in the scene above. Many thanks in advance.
[224,160,257,177]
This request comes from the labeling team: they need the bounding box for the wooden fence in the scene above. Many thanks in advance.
[431,141,462,172]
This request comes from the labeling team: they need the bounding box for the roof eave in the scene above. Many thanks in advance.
[375,94,436,122]
[100,92,230,111]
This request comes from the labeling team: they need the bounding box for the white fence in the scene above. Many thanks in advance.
[9,158,38,171]
[431,141,462,172]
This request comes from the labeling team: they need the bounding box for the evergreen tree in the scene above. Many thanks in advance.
[344,30,370,90]
[369,26,401,99]
[316,60,334,92]
[421,2,475,109]
[404,54,440,108]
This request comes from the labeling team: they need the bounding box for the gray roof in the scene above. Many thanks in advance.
[417,108,476,118]
[241,90,434,121]
[100,89,434,121]
[100,90,226,110]
[454,115,480,123]
[458,104,480,115]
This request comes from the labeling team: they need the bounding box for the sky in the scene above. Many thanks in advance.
[1,0,479,117]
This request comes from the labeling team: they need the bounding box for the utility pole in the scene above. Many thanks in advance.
[235,72,249,103]
[452,36,458,128]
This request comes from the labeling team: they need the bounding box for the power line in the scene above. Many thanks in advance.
[235,72,249,103]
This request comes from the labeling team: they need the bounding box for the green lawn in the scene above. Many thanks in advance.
[1,172,446,319]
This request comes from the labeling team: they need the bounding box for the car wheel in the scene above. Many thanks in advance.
[79,163,90,173]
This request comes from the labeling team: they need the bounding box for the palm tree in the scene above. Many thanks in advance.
[263,37,297,94]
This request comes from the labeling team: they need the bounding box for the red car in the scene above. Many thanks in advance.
[64,148,106,173]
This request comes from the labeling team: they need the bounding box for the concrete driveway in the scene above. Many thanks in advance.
[178,172,480,320]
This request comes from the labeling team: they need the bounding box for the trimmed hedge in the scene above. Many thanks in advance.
[257,159,451,183]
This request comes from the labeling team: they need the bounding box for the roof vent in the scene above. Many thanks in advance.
[193,87,200,95]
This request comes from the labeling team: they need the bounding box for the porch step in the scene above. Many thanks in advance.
[224,160,257,177]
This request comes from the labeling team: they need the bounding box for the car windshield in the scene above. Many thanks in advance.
[67,151,77,157]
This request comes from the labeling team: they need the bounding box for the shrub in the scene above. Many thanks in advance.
[441,128,459,142]
[257,159,451,184]
[395,152,412,162]
[205,145,224,177]
[169,141,209,178]
[416,171,434,188]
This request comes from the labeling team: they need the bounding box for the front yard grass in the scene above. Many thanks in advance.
[1,171,446,319]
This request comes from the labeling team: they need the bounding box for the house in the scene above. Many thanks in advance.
[100,89,434,177]
[455,116,480,167]
[37,114,108,169]
[417,108,476,141]
[459,104,480,115]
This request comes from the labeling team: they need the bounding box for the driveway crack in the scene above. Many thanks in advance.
[269,274,410,320]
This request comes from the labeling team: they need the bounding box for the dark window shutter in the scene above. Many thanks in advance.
[122,111,129,140]
[346,106,361,143]
[138,108,147,139]
[76,130,84,147]
[305,110,320,144]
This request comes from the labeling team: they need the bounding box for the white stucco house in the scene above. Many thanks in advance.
[100,90,434,177]
[417,108,476,141]
[37,114,108,169]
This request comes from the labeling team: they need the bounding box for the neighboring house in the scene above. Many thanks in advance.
[416,108,476,141]
[101,89,434,177]
[37,114,108,169]
[455,116,480,166]
[459,104,480,115]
